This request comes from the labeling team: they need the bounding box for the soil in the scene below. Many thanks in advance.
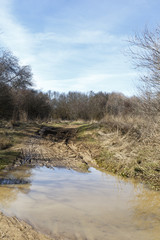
[12,126,97,171]
[0,212,52,240]
[0,125,97,240]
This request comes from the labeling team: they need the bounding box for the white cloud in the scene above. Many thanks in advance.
[36,72,138,96]
[0,0,137,95]
[34,30,125,45]
[0,0,34,62]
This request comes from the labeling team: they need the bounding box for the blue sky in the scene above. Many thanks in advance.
[0,0,160,95]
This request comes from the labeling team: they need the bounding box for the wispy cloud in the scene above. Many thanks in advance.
[34,30,125,45]
[0,0,138,95]
[36,72,138,96]
[0,0,36,64]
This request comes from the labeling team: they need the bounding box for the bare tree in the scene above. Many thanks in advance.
[128,26,160,93]
[0,50,33,89]
[0,48,33,120]
[128,26,160,116]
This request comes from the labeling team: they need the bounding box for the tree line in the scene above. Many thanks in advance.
[0,49,139,122]
[0,26,160,122]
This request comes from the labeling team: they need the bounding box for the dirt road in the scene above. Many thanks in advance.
[14,126,96,171]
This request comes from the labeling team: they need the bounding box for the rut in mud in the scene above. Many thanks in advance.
[14,125,96,171]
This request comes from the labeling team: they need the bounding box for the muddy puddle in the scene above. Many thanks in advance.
[0,166,160,240]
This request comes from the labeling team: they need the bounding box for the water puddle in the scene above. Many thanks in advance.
[0,166,160,240]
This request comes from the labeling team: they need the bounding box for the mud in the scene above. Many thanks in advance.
[13,126,96,171]
[0,211,53,240]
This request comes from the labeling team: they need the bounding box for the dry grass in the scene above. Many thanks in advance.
[75,116,160,190]
[0,121,40,169]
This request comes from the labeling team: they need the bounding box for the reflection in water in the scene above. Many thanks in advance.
[0,166,32,207]
[131,188,160,238]
[0,166,159,240]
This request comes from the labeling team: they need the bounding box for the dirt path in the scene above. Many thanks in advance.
[14,126,96,171]
[0,125,96,240]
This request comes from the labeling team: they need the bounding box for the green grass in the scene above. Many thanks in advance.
[0,150,20,169]
[77,123,99,133]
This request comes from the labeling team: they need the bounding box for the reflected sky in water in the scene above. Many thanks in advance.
[0,166,159,240]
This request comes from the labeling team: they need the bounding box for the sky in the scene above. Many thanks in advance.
[0,0,160,95]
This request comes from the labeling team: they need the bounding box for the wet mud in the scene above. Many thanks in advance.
[12,126,96,171]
